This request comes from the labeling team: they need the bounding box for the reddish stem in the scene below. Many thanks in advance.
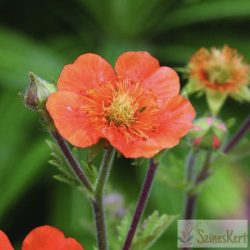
[122,159,158,250]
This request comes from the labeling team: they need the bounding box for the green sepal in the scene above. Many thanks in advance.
[206,90,227,115]
[231,85,250,102]
[181,80,203,97]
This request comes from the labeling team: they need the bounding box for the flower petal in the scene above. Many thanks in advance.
[0,231,14,250]
[103,127,162,158]
[58,53,116,94]
[142,66,180,106]
[103,96,195,158]
[46,91,100,147]
[22,225,84,250]
[63,238,84,250]
[152,95,196,148]
[115,51,160,82]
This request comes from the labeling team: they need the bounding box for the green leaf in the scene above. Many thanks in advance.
[158,0,250,32]
[53,174,80,187]
[109,211,133,250]
[0,27,63,89]
[81,161,98,185]
[131,211,177,250]
[46,139,81,188]
[199,166,245,216]
[0,141,49,219]
[157,142,189,189]
[117,212,133,244]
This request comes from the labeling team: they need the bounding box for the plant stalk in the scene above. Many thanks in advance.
[50,130,93,193]
[122,159,158,250]
[186,149,198,182]
[182,151,211,250]
[93,146,116,250]
[223,114,250,153]
[183,151,211,220]
[182,114,250,250]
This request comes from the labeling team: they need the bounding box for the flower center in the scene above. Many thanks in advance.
[84,79,159,139]
[107,93,137,126]
[206,65,231,84]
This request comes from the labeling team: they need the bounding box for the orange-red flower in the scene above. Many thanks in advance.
[0,225,84,250]
[47,51,195,158]
[189,45,249,92]
[186,45,250,114]
[0,230,13,250]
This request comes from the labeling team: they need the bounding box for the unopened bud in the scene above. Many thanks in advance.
[189,117,227,150]
[24,72,56,111]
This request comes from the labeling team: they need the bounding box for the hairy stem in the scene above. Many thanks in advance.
[50,130,93,193]
[182,115,250,250]
[122,159,158,250]
[184,151,211,218]
[186,149,198,182]
[182,151,211,250]
[93,146,116,250]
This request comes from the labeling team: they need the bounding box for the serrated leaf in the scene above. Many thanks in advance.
[72,146,98,185]
[53,174,80,187]
[108,211,133,250]
[157,142,189,189]
[131,211,177,250]
[82,160,98,184]
[46,139,81,187]
[117,212,133,243]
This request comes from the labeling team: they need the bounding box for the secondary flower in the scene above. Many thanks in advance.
[185,45,250,115]
[47,51,195,158]
[0,225,84,250]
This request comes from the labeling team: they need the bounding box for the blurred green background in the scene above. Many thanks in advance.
[0,0,250,249]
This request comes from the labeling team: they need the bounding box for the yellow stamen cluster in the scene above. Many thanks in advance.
[83,79,160,141]
[206,65,232,84]
[107,93,137,126]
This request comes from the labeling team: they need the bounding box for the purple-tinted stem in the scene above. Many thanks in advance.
[182,115,250,250]
[223,114,250,153]
[183,151,211,220]
[93,147,116,250]
[50,130,93,193]
[182,152,211,250]
[186,149,197,182]
[122,159,158,250]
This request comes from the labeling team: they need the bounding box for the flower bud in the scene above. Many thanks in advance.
[24,72,56,111]
[189,117,227,149]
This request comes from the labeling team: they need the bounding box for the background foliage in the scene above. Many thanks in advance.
[0,0,250,249]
